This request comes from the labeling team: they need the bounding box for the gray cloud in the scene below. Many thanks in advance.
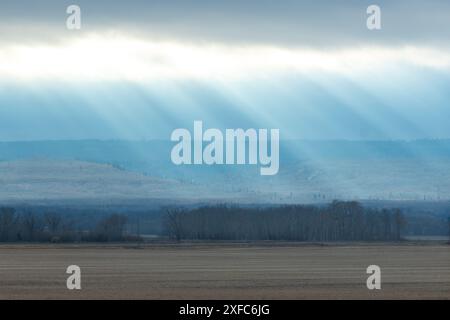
[1,0,450,48]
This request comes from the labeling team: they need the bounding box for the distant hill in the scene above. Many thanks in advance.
[0,159,208,202]
[2,140,450,203]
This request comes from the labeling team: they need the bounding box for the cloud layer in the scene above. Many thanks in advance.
[1,33,449,82]
[1,1,450,141]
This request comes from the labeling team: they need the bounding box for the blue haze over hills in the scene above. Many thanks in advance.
[2,139,450,203]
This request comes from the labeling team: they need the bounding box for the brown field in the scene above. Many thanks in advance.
[0,243,449,299]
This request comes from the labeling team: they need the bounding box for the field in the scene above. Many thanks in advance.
[0,243,449,299]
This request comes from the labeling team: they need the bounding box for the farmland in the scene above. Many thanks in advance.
[0,243,448,299]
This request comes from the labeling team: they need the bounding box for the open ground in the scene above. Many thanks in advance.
[0,243,448,299]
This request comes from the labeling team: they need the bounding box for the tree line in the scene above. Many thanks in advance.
[0,207,132,242]
[163,201,406,241]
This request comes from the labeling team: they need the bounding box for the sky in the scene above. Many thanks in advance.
[0,0,450,141]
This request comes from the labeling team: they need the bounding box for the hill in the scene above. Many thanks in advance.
[0,159,204,202]
[2,140,450,203]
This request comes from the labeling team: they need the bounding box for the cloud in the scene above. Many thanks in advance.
[1,0,450,48]
[1,33,449,82]
[1,1,450,141]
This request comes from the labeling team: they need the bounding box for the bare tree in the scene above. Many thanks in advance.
[162,202,406,242]
[448,217,450,244]
[21,211,42,241]
[44,212,62,234]
[163,208,186,241]
[0,207,17,242]
[96,214,127,241]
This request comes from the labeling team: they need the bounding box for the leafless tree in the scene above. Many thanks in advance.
[163,208,186,241]
[0,207,17,242]
[163,202,406,242]
[44,212,62,234]
[21,211,43,241]
[95,214,128,241]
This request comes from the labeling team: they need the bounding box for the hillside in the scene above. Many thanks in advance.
[2,140,450,203]
[0,159,205,201]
